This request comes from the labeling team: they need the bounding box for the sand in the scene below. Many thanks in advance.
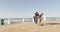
[0,21,60,32]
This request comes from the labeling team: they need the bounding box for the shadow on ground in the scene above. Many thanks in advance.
[45,23,60,25]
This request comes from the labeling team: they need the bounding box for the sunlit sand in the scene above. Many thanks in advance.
[0,20,60,32]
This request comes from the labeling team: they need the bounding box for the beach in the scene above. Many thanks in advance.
[0,20,60,32]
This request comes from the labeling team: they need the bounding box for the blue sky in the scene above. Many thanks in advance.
[0,0,60,18]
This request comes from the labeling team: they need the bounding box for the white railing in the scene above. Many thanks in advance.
[2,17,60,25]
[5,18,34,24]
[5,17,46,25]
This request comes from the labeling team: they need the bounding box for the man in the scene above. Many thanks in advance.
[33,12,39,24]
[39,13,43,22]
[37,13,43,25]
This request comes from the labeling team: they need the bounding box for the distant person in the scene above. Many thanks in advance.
[33,12,39,24]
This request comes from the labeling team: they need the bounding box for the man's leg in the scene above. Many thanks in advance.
[33,17,37,24]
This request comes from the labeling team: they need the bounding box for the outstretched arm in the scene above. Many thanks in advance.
[39,13,43,17]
